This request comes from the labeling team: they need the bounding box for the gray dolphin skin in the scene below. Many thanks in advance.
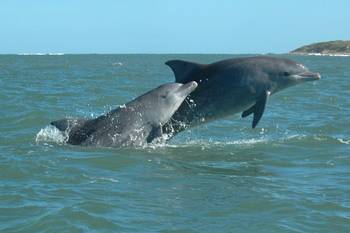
[51,81,198,147]
[163,56,321,135]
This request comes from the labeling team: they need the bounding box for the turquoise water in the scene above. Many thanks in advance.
[1,54,349,232]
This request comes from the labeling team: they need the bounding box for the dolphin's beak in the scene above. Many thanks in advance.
[293,71,321,81]
[181,81,198,95]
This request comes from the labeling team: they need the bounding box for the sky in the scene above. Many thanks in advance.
[0,0,349,54]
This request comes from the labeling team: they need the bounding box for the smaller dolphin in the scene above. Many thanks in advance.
[51,81,198,147]
[163,56,321,135]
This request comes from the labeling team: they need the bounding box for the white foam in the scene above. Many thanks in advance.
[337,138,350,144]
[17,53,65,56]
[35,125,67,144]
[146,136,269,150]
[82,174,119,184]
[112,62,123,66]
[306,53,350,57]
[89,177,119,184]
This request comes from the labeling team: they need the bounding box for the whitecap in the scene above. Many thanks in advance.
[156,137,269,149]
[337,138,350,144]
[112,62,123,66]
[306,53,350,57]
[83,174,119,184]
[17,53,64,56]
[89,177,119,184]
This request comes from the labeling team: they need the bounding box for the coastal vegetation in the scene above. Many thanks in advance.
[290,40,350,55]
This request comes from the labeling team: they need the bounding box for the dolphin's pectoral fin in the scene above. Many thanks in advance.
[146,124,163,143]
[165,60,202,83]
[242,91,269,128]
[251,91,269,128]
[242,106,255,118]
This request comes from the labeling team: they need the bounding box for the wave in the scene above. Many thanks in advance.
[17,53,65,56]
[303,53,350,57]
[336,138,350,144]
[82,174,119,184]
[141,135,272,150]
[112,62,123,66]
[35,123,349,150]
[149,134,350,149]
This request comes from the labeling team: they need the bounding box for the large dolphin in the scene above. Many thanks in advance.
[51,81,198,147]
[163,56,321,134]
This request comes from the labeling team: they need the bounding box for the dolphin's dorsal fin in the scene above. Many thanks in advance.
[165,60,202,83]
[242,91,270,128]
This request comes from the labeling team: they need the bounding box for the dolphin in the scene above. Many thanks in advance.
[163,56,321,134]
[51,81,198,147]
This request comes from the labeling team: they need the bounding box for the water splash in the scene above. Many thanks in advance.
[35,125,67,144]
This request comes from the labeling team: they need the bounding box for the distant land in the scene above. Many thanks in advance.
[290,40,350,56]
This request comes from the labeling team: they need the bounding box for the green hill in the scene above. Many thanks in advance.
[290,40,350,55]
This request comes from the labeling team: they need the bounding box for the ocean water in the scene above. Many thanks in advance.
[0,54,349,233]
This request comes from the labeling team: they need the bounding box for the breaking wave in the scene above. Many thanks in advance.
[17,53,65,56]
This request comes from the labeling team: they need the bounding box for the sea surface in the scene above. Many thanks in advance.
[0,54,349,233]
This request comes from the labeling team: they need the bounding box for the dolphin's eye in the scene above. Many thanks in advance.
[160,95,167,99]
[283,72,290,76]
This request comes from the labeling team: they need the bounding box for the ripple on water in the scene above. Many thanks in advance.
[1,55,350,232]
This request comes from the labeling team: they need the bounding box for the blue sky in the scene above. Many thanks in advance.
[0,0,349,54]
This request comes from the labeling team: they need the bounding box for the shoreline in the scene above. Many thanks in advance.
[290,52,350,57]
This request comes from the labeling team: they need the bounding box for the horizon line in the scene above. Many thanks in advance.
[0,52,287,55]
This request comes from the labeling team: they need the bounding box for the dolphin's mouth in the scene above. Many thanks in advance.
[181,81,198,95]
[293,71,321,81]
